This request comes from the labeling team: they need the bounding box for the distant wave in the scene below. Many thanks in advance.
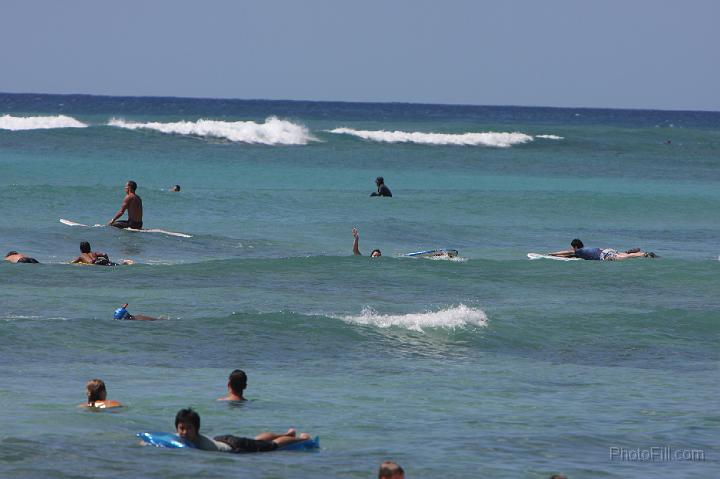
[328,127,532,147]
[535,134,564,140]
[339,304,487,332]
[0,114,87,131]
[108,117,315,145]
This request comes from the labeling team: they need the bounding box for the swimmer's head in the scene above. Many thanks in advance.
[371,249,382,258]
[86,379,107,405]
[5,251,18,258]
[175,408,200,441]
[126,180,138,192]
[378,461,405,479]
[80,241,91,253]
[570,239,584,250]
[375,177,384,185]
[171,185,181,192]
[228,369,247,395]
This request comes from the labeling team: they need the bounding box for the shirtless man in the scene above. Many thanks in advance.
[71,241,131,266]
[548,238,656,261]
[4,251,39,264]
[108,180,143,229]
[218,369,248,401]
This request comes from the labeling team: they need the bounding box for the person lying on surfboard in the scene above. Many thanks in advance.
[4,251,40,264]
[108,180,143,229]
[71,241,133,266]
[548,238,656,261]
[352,228,382,257]
[174,408,313,452]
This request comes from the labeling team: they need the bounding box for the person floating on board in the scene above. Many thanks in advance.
[80,379,124,409]
[108,180,143,229]
[174,408,313,452]
[4,251,39,264]
[71,241,132,266]
[370,176,392,197]
[548,238,656,261]
[113,303,160,321]
[352,228,381,257]
[218,369,247,401]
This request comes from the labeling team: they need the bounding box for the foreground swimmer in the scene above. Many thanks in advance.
[549,239,656,261]
[175,408,312,452]
[4,251,39,264]
[108,180,143,229]
[114,303,161,321]
[378,461,405,479]
[218,369,247,401]
[80,379,124,409]
[352,228,382,257]
[71,241,132,266]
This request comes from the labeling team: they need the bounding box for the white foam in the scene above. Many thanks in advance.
[328,127,532,147]
[108,117,316,145]
[535,134,564,140]
[0,114,87,131]
[339,304,487,332]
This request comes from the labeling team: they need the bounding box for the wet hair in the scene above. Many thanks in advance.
[86,379,107,406]
[171,184,181,192]
[175,408,200,431]
[570,239,584,249]
[375,177,384,184]
[5,251,18,257]
[80,241,91,253]
[371,249,382,257]
[127,180,138,192]
[378,461,404,479]
[228,369,247,395]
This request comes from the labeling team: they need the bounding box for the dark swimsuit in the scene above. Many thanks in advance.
[16,257,39,264]
[212,435,278,453]
[110,220,143,229]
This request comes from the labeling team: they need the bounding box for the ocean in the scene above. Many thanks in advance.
[0,93,718,478]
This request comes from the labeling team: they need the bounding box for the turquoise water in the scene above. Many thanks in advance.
[0,93,718,478]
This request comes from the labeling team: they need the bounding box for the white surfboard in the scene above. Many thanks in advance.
[527,253,581,261]
[60,219,192,238]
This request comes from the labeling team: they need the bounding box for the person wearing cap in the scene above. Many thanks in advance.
[370,177,392,197]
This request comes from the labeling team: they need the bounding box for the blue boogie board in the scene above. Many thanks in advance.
[137,432,319,451]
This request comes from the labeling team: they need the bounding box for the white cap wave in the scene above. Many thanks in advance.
[109,116,315,145]
[0,114,87,131]
[339,304,487,332]
[535,134,564,140]
[329,127,532,147]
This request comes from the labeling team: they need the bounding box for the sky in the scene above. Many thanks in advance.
[1,0,718,111]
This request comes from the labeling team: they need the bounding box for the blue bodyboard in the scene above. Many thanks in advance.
[137,432,194,448]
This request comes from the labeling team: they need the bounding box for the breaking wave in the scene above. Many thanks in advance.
[108,117,316,145]
[535,134,564,140]
[0,114,87,131]
[339,304,488,332]
[328,127,532,147]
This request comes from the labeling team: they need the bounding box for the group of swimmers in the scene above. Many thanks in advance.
[81,372,407,476]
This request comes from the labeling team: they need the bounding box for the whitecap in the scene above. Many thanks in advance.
[108,116,316,145]
[328,127,532,147]
[0,114,87,131]
[338,304,487,332]
[535,134,564,140]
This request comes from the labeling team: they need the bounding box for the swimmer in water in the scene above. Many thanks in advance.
[174,408,313,452]
[548,239,656,261]
[71,241,132,266]
[352,228,381,257]
[108,180,143,229]
[218,369,247,401]
[370,176,392,197]
[80,379,124,409]
[114,303,161,321]
[4,251,40,264]
[170,184,181,192]
[378,461,405,479]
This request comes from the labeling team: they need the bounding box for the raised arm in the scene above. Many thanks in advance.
[352,228,361,256]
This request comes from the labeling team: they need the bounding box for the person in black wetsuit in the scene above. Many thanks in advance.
[4,251,39,264]
[370,177,392,197]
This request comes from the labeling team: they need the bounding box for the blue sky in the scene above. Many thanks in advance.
[1,0,718,110]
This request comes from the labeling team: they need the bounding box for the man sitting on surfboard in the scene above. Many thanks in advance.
[548,238,656,261]
[174,408,313,453]
[108,180,143,229]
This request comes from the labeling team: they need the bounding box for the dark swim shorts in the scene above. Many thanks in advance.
[110,220,143,229]
[16,257,39,264]
[213,435,278,453]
